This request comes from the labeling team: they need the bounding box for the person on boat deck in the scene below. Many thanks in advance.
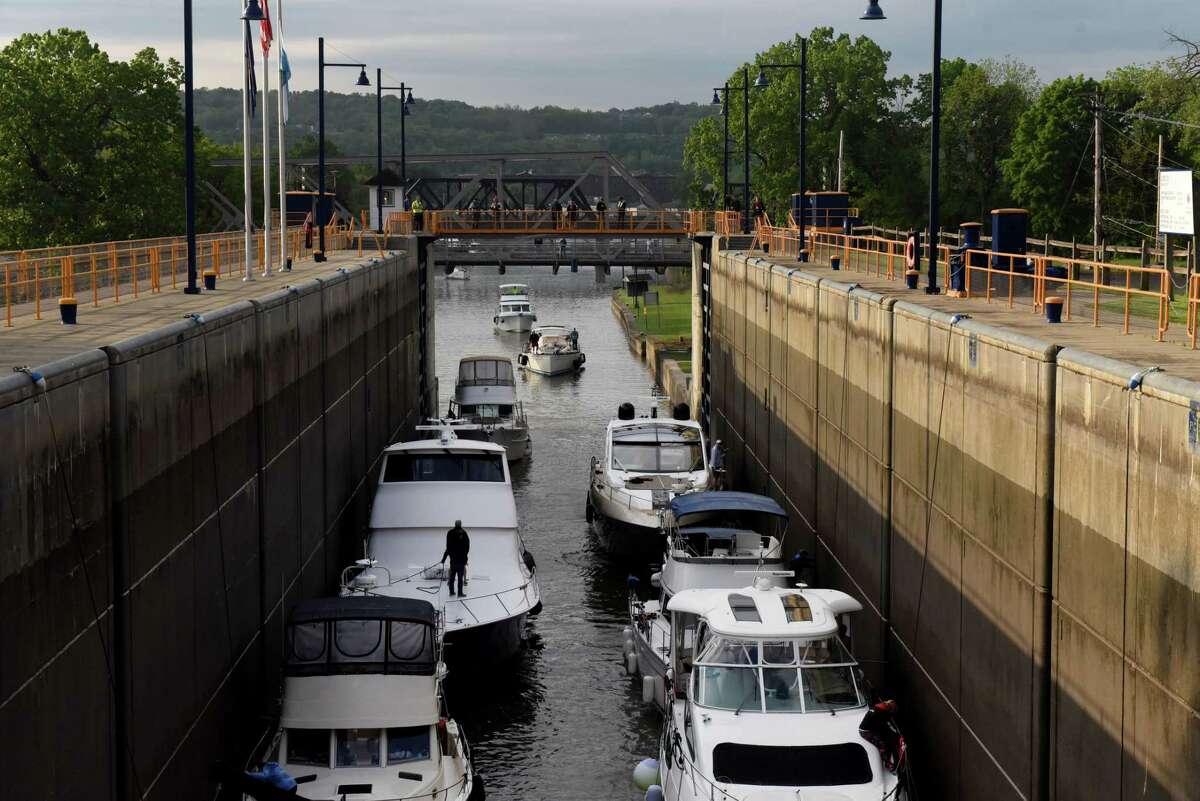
[442,520,470,597]
[859,699,903,772]
[528,329,541,352]
[567,327,579,350]
[240,762,298,797]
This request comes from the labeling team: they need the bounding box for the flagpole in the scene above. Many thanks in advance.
[261,27,272,276]
[241,17,255,282]
[276,0,290,271]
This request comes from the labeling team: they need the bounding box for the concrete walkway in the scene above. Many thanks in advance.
[0,249,400,369]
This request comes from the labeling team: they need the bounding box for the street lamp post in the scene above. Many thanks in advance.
[317,36,369,261]
[709,71,751,232]
[711,87,730,210]
[375,74,415,232]
[753,40,808,261]
[183,0,199,294]
[862,0,941,293]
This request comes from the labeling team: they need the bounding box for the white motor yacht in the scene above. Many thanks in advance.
[626,492,790,712]
[362,425,541,662]
[494,284,537,332]
[658,581,908,801]
[244,596,481,801]
[448,356,531,462]
[517,325,586,376]
[586,405,710,558]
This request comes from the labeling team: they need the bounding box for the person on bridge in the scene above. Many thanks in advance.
[616,197,627,229]
[470,201,482,229]
[566,199,579,228]
[442,520,470,597]
[303,212,314,250]
[490,199,502,228]
[551,200,563,230]
[595,197,608,229]
[411,198,426,232]
[752,196,765,227]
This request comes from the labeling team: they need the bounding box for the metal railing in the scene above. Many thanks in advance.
[1,221,359,327]
[1190,273,1200,350]
[429,209,695,236]
[713,211,742,236]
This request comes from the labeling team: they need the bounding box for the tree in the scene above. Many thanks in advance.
[0,29,187,249]
[1004,75,1098,237]
[940,59,1038,224]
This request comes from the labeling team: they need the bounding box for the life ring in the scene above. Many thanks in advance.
[904,235,917,269]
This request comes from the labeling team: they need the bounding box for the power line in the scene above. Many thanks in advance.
[1110,108,1200,131]
[1101,117,1192,170]
[1103,156,1158,188]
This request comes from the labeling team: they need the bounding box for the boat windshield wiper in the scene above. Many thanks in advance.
[733,680,758,716]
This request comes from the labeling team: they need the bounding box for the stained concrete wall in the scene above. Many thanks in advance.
[0,247,429,800]
[704,246,1198,801]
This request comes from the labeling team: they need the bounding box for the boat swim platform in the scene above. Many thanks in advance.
[739,248,1200,383]
[0,248,404,371]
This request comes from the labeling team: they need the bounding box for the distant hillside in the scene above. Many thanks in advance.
[193,89,708,204]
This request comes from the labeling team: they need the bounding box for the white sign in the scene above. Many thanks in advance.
[1159,170,1195,236]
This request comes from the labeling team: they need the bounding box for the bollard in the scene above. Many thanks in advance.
[905,269,920,289]
[203,269,217,291]
[1045,296,1064,324]
[58,296,78,325]
[799,248,809,263]
[830,256,841,271]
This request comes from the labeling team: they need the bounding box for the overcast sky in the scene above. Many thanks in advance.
[1,0,1192,109]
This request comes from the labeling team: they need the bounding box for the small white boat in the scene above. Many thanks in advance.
[626,491,791,712]
[446,267,470,280]
[242,596,481,801]
[658,581,909,800]
[361,424,541,662]
[517,324,585,376]
[494,284,537,332]
[448,356,531,462]
[586,405,710,558]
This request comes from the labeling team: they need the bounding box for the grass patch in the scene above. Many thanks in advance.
[1098,294,1191,325]
[616,286,693,340]
[675,359,692,374]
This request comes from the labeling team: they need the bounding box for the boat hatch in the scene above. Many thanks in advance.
[712,742,873,786]
[728,594,762,622]
[383,452,506,483]
[781,594,813,622]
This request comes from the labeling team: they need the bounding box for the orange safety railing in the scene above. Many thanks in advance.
[0,220,351,327]
[429,208,695,236]
[385,211,415,235]
[1189,273,1200,350]
[714,211,743,236]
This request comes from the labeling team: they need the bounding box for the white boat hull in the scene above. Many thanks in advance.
[494,312,535,333]
[459,424,531,462]
[520,350,585,376]
[447,268,470,280]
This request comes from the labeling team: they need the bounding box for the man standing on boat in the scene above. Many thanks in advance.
[442,520,470,597]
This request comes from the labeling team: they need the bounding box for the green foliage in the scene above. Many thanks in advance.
[0,29,189,249]
[1003,75,1097,237]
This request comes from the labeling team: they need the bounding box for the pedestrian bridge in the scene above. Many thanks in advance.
[392,209,730,237]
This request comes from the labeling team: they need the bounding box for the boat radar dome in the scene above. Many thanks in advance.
[618,402,636,420]
[672,403,690,421]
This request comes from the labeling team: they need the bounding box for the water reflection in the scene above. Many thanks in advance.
[435,266,667,800]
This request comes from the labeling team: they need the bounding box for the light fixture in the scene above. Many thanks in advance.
[754,68,769,89]
[861,0,886,21]
[406,89,415,104]
[356,67,371,86]
[241,0,265,20]
[711,90,721,105]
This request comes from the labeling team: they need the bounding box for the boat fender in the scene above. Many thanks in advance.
[646,785,664,801]
[632,758,660,791]
[622,626,635,648]
[517,354,529,367]
[642,675,656,705]
[625,650,638,675]
[522,549,537,574]
[585,497,594,523]
[468,772,486,801]
[671,402,690,421]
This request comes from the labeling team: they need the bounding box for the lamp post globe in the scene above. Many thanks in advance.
[241,0,265,21]
[860,0,886,20]
[357,67,371,86]
[754,68,770,89]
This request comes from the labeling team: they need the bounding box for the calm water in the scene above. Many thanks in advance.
[434,265,669,801]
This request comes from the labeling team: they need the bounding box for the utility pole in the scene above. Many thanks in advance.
[837,129,844,192]
[1093,92,1103,259]
[1155,133,1163,261]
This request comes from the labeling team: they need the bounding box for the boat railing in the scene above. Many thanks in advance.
[630,592,670,658]
[661,725,741,801]
[446,580,538,625]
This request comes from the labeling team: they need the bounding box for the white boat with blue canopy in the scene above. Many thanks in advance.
[625,492,790,712]
[658,582,908,800]
[245,596,481,801]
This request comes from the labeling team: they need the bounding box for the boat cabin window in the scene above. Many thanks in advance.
[728,594,762,623]
[458,359,514,385]
[611,426,705,474]
[692,636,863,714]
[383,452,506,483]
[711,742,873,786]
[387,726,431,765]
[287,619,435,674]
[336,729,381,768]
[673,612,699,674]
[287,728,330,767]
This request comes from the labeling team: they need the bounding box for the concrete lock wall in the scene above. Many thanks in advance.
[0,247,428,801]
[704,248,1196,800]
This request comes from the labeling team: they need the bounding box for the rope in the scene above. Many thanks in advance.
[12,366,145,798]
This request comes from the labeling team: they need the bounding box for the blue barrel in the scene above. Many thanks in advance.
[790,193,806,227]
[952,222,982,292]
[991,208,1028,271]
[805,191,850,230]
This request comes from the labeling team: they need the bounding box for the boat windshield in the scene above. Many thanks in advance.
[458,359,514,385]
[383,452,506,483]
[692,636,862,714]
[284,726,432,770]
[611,425,704,473]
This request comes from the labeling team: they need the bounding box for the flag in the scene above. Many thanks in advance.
[280,48,291,124]
[260,0,273,55]
[245,21,257,118]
